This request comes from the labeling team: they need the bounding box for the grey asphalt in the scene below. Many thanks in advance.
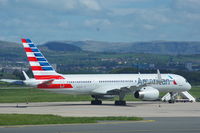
[0,117,200,133]
[0,101,200,117]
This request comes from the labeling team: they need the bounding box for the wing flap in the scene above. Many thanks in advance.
[92,84,145,95]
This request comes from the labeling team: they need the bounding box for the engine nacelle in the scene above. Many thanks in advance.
[134,86,159,101]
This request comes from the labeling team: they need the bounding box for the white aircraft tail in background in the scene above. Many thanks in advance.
[22,71,29,80]
[0,71,38,86]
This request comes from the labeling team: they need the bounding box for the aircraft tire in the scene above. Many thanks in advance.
[91,100,102,105]
[168,100,175,104]
[115,100,126,106]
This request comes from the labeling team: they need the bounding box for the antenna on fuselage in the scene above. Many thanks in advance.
[157,69,161,80]
[157,69,162,84]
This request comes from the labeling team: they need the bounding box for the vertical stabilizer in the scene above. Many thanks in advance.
[21,39,64,80]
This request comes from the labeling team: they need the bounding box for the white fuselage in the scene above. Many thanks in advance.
[20,38,192,99]
[25,73,191,95]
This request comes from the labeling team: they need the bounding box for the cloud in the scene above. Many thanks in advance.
[84,19,111,27]
[28,0,77,10]
[110,8,140,16]
[1,0,200,42]
[13,0,101,12]
[79,0,101,11]
[0,0,8,6]
[170,0,200,23]
[143,24,155,30]
[57,21,69,29]
[173,0,200,13]
[0,35,6,40]
[144,9,171,23]
[175,0,200,8]
[110,8,171,24]
[12,0,76,11]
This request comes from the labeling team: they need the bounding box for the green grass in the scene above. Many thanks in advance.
[0,87,92,103]
[0,114,143,125]
[0,86,199,103]
[0,87,140,103]
[189,86,200,98]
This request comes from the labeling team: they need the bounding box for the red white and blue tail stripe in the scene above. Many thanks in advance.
[21,39,65,80]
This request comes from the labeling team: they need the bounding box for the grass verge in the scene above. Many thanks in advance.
[0,114,143,125]
[0,86,199,103]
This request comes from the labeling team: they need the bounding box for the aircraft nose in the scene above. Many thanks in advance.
[187,83,192,90]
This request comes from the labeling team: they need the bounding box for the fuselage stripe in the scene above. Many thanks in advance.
[38,84,73,89]
[34,75,65,80]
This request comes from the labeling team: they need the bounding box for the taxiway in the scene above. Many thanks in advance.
[0,101,199,117]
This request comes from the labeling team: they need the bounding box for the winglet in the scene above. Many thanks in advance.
[22,71,30,80]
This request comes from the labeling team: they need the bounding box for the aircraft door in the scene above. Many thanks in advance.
[60,78,64,88]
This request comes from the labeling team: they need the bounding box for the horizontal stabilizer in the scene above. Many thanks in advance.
[37,79,54,88]
[0,79,24,85]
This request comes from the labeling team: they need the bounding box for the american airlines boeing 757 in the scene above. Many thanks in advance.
[20,39,192,105]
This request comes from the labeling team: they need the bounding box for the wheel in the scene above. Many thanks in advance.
[115,100,126,106]
[91,100,102,105]
[168,100,175,104]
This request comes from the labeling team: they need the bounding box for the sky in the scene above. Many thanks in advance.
[0,0,200,43]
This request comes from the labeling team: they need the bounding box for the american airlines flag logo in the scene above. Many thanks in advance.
[21,39,64,80]
[168,75,177,85]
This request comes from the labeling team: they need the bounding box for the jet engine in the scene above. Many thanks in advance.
[134,86,159,100]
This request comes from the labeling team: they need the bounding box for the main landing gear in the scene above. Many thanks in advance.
[115,93,126,106]
[91,95,102,105]
[91,99,102,105]
[90,94,127,106]
[114,100,126,106]
[91,99,126,105]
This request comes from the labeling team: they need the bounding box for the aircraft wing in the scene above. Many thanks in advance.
[91,84,146,95]
[92,69,161,95]
[107,84,147,95]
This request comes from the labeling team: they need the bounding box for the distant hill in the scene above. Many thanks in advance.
[0,40,23,48]
[41,41,82,52]
[63,40,200,55]
[1,40,200,55]
[0,40,24,60]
